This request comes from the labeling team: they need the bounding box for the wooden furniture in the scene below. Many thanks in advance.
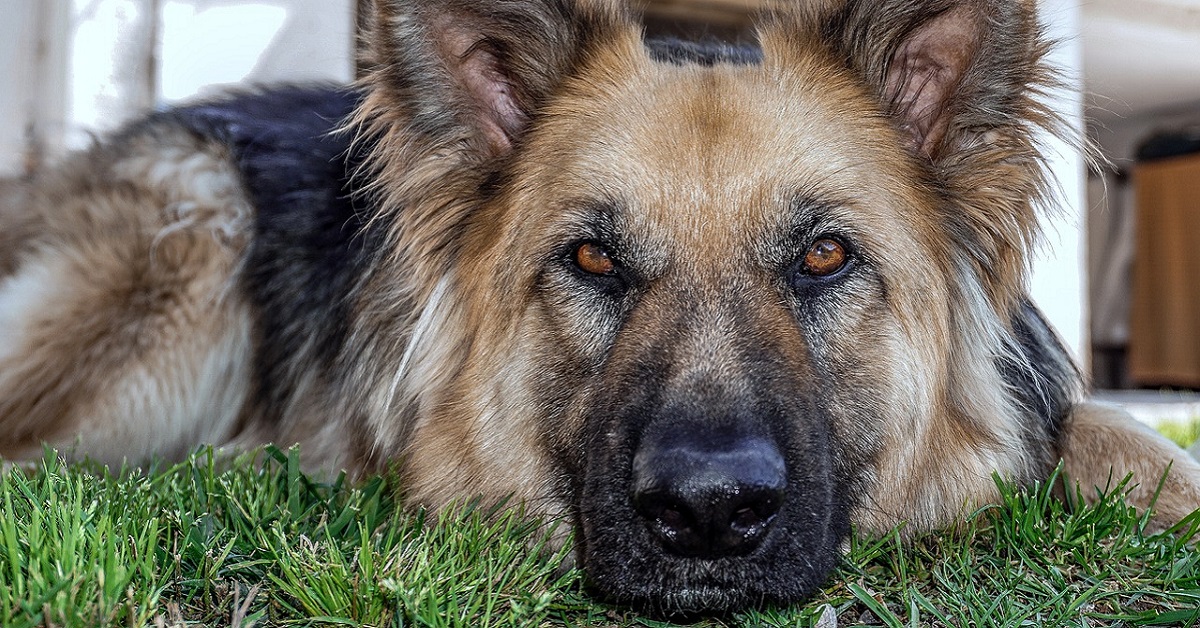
[1128,152,1200,387]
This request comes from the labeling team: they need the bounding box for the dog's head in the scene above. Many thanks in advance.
[352,0,1073,613]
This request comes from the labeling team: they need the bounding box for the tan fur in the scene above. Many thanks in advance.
[0,126,253,465]
[1062,401,1200,527]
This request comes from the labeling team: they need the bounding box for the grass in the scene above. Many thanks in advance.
[1156,418,1200,450]
[2,447,1198,627]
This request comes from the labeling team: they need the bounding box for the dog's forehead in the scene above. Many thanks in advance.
[521,44,924,256]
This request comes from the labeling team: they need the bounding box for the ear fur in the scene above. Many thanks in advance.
[827,0,1059,159]
[357,0,629,157]
[811,0,1070,312]
[883,5,983,156]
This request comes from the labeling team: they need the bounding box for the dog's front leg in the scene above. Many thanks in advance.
[1060,400,1200,527]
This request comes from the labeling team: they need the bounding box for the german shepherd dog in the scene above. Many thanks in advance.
[1,0,1199,613]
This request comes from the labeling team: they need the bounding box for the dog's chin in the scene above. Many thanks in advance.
[632,585,756,618]
[582,546,841,616]
[578,508,847,615]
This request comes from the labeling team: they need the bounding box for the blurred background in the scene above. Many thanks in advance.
[2,0,1199,437]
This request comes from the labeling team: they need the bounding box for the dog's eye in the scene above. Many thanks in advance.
[575,242,617,276]
[802,239,848,277]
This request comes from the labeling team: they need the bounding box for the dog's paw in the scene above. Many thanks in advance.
[1060,401,1200,530]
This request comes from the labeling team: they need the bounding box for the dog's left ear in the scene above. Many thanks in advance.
[767,0,1063,310]
[818,0,1055,160]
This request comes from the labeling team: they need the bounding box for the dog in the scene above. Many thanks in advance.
[2,0,1198,613]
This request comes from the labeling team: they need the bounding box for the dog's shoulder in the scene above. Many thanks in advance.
[140,85,364,211]
[115,85,379,418]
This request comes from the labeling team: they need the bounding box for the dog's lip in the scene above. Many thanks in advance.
[580,534,783,599]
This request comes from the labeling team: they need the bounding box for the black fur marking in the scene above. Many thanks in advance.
[164,86,376,420]
[1002,298,1078,442]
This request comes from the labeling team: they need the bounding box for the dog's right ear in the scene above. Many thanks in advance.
[763,0,1064,313]
[356,0,630,160]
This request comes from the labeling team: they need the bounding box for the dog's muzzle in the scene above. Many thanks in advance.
[575,367,847,613]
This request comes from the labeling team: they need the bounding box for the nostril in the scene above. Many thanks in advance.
[731,505,767,531]
[732,507,758,528]
[659,505,688,531]
[633,491,705,554]
[733,490,782,527]
[721,489,782,547]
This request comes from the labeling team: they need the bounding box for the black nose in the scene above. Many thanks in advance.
[631,429,787,558]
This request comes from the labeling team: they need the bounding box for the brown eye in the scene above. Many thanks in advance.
[575,242,616,276]
[803,239,848,277]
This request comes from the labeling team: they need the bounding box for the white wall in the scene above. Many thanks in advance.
[0,0,355,175]
[1031,0,1089,366]
[68,0,157,146]
[158,0,355,102]
[0,2,70,176]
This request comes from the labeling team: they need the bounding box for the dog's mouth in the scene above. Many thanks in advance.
[574,414,850,614]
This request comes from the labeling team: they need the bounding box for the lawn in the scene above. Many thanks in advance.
[2,447,1198,627]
